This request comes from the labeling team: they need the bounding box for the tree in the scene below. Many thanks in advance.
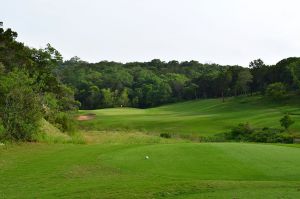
[272,58,298,87]
[132,69,171,107]
[165,73,188,100]
[249,59,268,93]
[235,69,253,95]
[280,114,294,131]
[0,26,78,141]
[285,59,300,91]
[101,88,113,108]
[265,82,287,100]
[102,67,133,91]
[119,89,129,107]
[217,69,232,102]
[0,70,42,141]
[183,83,198,100]
[55,45,300,109]
[85,85,100,109]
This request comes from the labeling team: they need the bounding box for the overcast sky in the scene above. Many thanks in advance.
[2,0,300,66]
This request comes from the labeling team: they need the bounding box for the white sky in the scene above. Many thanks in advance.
[2,0,300,66]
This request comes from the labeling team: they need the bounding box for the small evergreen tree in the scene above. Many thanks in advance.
[280,114,295,131]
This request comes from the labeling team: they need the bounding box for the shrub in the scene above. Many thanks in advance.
[280,114,295,131]
[160,133,172,139]
[249,128,281,143]
[1,75,42,141]
[2,88,42,141]
[226,123,254,141]
[225,124,294,143]
[0,71,42,141]
[274,133,294,143]
[265,82,287,100]
[54,112,76,133]
[42,93,76,133]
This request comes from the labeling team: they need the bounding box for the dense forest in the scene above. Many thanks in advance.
[0,26,78,141]
[1,25,300,142]
[58,57,300,109]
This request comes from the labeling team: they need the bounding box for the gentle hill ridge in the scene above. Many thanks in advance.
[78,95,300,136]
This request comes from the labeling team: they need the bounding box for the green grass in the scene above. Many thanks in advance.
[2,96,300,198]
[33,119,85,144]
[78,96,300,136]
[1,141,300,198]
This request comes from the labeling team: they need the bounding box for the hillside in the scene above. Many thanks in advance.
[1,96,300,198]
[2,2,300,198]
[78,95,300,137]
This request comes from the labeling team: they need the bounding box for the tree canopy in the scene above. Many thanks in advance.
[0,27,78,141]
[58,57,300,109]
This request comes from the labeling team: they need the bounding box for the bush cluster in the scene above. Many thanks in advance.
[160,133,172,139]
[265,82,287,100]
[225,123,294,143]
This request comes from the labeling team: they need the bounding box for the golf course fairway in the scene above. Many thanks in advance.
[78,96,300,137]
[1,96,300,198]
[1,141,300,198]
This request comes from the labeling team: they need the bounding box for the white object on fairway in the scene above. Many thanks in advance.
[145,156,149,160]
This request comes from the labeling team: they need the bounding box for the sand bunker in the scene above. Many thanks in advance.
[76,114,96,121]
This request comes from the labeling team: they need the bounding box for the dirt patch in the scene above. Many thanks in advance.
[76,114,96,121]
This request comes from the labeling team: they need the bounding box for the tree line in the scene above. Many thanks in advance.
[0,26,78,141]
[58,57,300,109]
[1,25,299,142]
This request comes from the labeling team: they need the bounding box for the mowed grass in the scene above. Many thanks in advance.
[2,96,300,198]
[1,140,300,198]
[78,96,300,136]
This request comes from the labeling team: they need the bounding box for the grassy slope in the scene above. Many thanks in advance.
[78,96,300,136]
[34,119,85,144]
[2,96,300,198]
[1,141,300,198]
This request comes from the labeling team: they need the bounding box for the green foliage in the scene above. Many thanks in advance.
[217,69,232,102]
[101,88,113,108]
[2,26,300,111]
[0,71,42,141]
[33,119,84,144]
[226,124,294,143]
[235,69,253,95]
[280,114,295,131]
[118,88,129,107]
[58,58,256,108]
[54,112,76,133]
[0,120,4,139]
[58,55,300,109]
[249,59,268,92]
[226,123,254,141]
[160,132,172,139]
[0,26,78,142]
[248,128,292,143]
[265,82,287,100]
[165,73,188,100]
